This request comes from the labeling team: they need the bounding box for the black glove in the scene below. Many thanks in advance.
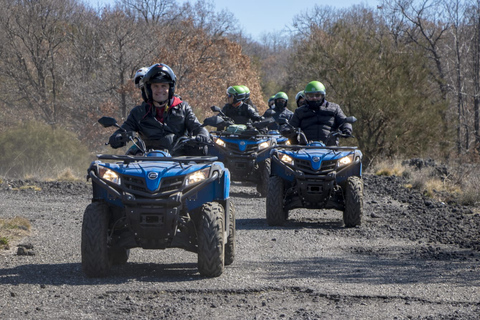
[108,132,128,148]
[280,125,294,138]
[342,128,352,136]
[196,135,211,144]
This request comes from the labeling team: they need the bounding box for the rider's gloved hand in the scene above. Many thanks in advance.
[280,125,294,138]
[195,135,211,144]
[342,128,352,136]
[109,132,127,148]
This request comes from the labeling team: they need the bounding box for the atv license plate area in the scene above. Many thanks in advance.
[126,206,178,249]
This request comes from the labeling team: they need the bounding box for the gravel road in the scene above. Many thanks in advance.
[1,174,480,319]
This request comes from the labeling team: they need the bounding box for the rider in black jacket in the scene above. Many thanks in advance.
[221,85,262,126]
[263,91,293,130]
[285,81,352,146]
[108,63,210,152]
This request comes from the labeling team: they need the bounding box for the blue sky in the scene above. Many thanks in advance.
[85,0,374,40]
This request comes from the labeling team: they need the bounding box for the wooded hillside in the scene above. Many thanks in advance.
[0,0,479,169]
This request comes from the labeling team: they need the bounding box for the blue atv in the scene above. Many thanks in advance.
[81,117,234,278]
[266,117,363,227]
[203,106,278,196]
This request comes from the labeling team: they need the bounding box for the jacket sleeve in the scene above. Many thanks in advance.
[333,105,352,133]
[112,104,143,136]
[183,103,209,138]
[247,105,263,122]
[289,109,301,128]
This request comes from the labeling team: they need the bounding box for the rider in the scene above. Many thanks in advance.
[241,85,259,112]
[108,63,211,153]
[283,81,352,146]
[267,95,275,108]
[295,90,306,108]
[221,85,262,125]
[134,66,149,102]
[264,91,293,130]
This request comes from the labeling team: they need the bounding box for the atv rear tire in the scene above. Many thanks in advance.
[224,201,236,266]
[256,158,271,197]
[81,202,111,277]
[109,247,130,265]
[266,175,287,226]
[343,176,364,228]
[197,202,225,277]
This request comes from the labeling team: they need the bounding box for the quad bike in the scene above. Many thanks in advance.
[81,116,235,278]
[203,106,279,196]
[266,117,363,227]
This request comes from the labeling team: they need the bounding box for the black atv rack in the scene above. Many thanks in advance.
[96,154,218,164]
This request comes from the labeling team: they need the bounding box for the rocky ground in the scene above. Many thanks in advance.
[1,173,480,319]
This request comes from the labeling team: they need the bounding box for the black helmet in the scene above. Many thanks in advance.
[143,63,177,101]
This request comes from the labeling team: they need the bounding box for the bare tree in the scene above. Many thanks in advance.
[0,0,80,126]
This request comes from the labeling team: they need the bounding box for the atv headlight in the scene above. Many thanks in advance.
[285,140,291,146]
[279,153,294,165]
[186,168,210,186]
[337,154,354,168]
[215,138,226,147]
[258,141,270,150]
[98,166,121,185]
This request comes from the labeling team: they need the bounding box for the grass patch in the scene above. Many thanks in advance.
[0,121,92,179]
[370,158,478,205]
[372,159,405,177]
[0,217,31,250]
[14,185,42,192]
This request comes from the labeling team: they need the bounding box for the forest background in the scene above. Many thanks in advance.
[0,0,479,181]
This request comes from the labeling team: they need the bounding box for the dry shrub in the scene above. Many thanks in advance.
[0,121,93,179]
[370,159,405,176]
[0,216,31,250]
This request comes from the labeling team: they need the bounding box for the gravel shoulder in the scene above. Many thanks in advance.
[1,175,480,319]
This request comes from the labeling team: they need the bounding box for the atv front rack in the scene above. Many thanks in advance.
[276,145,358,151]
[96,154,218,164]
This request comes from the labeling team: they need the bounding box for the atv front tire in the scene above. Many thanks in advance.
[197,202,225,277]
[256,158,271,197]
[343,176,364,227]
[81,202,111,277]
[224,201,236,266]
[266,175,287,226]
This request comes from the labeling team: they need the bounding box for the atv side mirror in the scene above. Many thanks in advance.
[345,116,357,124]
[210,105,222,113]
[98,116,118,128]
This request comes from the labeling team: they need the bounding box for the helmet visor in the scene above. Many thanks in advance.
[305,92,324,100]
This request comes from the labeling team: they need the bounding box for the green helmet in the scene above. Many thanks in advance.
[304,81,326,97]
[241,85,251,100]
[304,81,326,108]
[274,91,288,110]
[274,91,288,101]
[227,85,247,104]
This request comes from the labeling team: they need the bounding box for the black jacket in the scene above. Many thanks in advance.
[263,106,293,131]
[221,102,262,125]
[113,97,209,150]
[289,100,352,146]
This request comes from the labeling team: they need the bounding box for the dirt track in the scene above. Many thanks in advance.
[1,174,480,319]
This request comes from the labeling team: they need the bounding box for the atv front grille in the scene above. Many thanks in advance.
[320,160,337,172]
[159,176,184,192]
[224,141,256,153]
[294,159,337,174]
[122,175,184,195]
[124,176,145,192]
